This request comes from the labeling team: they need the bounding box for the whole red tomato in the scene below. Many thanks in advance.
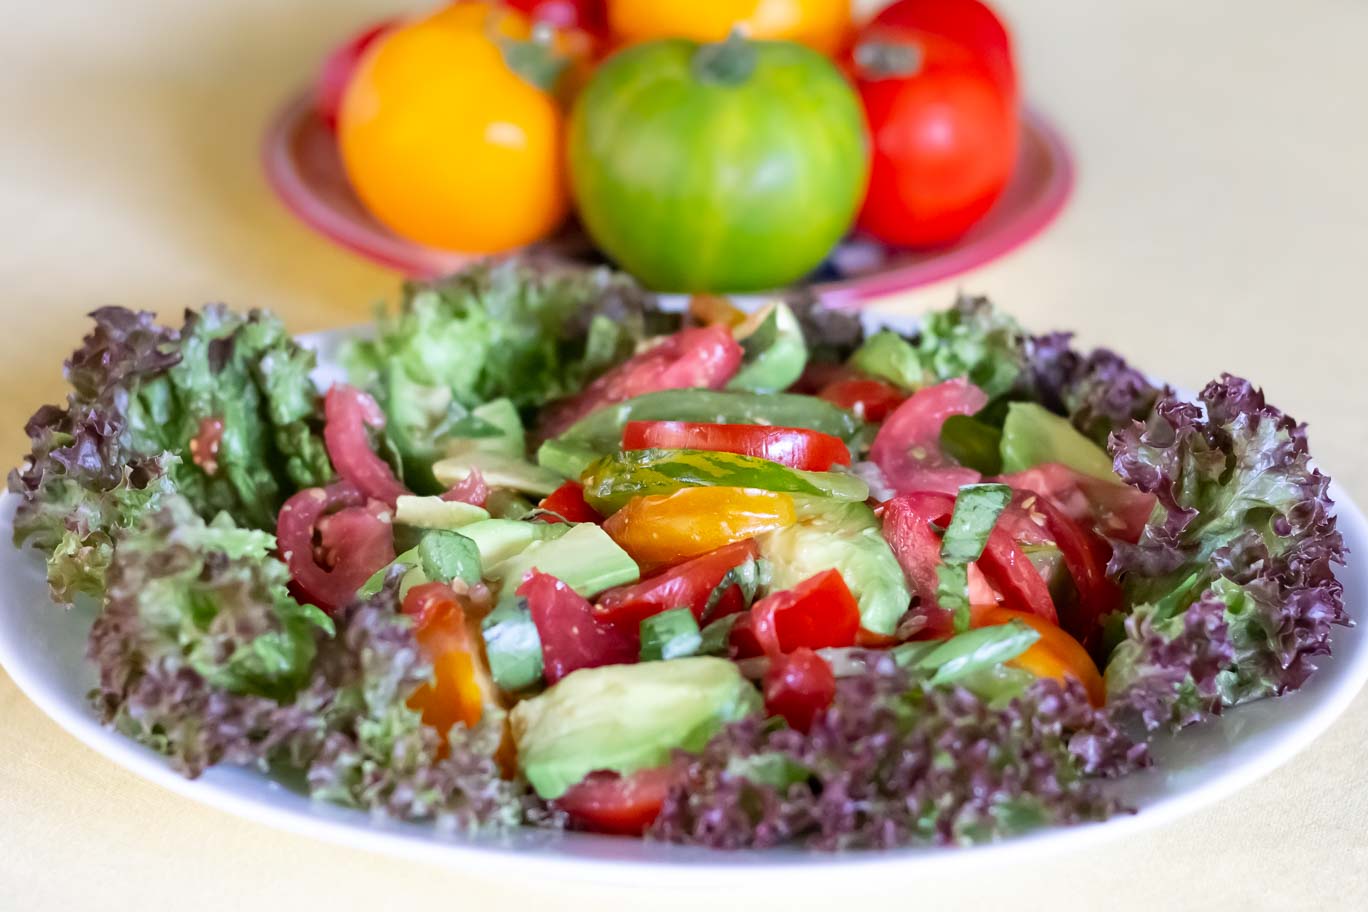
[852,29,1017,248]
[315,19,398,131]
[870,0,1016,101]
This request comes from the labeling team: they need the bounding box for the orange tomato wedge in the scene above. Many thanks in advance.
[403,582,497,737]
[974,605,1106,707]
[603,486,796,571]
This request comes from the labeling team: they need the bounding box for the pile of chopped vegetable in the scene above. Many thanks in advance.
[8,262,1347,848]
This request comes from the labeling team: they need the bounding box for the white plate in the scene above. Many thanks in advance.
[2,323,1365,887]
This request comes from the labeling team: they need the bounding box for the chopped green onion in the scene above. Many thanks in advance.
[936,483,1012,629]
[700,557,769,624]
[915,620,1041,685]
[482,599,543,691]
[640,607,703,662]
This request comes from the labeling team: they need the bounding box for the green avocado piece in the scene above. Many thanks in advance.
[511,657,762,799]
[727,302,809,394]
[432,451,565,497]
[999,402,1117,481]
[393,495,489,530]
[487,522,639,600]
[758,498,911,636]
[460,518,566,567]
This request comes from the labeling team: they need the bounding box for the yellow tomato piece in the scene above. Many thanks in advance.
[689,293,748,329]
[607,0,852,56]
[338,1,569,253]
[405,587,498,737]
[976,606,1106,707]
[603,486,796,571]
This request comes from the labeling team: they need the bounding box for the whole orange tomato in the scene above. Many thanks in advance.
[338,1,570,253]
[606,0,851,55]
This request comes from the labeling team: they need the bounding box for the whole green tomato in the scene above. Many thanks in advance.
[568,33,869,292]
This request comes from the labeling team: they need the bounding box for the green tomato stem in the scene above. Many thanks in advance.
[693,28,758,86]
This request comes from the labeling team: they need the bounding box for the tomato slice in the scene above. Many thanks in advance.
[518,570,638,684]
[556,766,678,836]
[621,421,852,471]
[402,582,488,735]
[278,482,394,613]
[881,490,1058,631]
[324,385,408,506]
[997,463,1156,544]
[731,569,861,659]
[603,486,795,572]
[440,467,489,508]
[975,607,1105,706]
[537,481,602,524]
[539,325,743,438]
[1020,491,1121,653]
[315,502,397,579]
[763,647,836,733]
[869,378,986,495]
[817,377,907,423]
[594,539,759,628]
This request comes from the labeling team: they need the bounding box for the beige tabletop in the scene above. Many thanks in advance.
[3,0,1366,908]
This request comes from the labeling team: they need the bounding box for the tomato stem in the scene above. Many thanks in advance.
[693,27,757,86]
[854,39,923,79]
[499,22,569,93]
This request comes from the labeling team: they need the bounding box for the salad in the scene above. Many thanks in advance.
[8,262,1347,849]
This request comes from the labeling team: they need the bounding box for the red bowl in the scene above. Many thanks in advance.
[262,90,1073,305]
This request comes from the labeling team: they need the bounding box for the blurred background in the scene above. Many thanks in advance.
[2,1,1366,909]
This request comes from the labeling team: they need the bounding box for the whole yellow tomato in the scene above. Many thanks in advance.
[338,1,570,253]
[607,0,852,55]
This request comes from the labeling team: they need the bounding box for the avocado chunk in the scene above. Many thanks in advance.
[758,498,911,636]
[460,518,567,567]
[848,329,922,390]
[999,402,1117,481]
[487,522,639,599]
[394,495,489,530]
[511,657,762,799]
[728,301,808,393]
[432,452,565,497]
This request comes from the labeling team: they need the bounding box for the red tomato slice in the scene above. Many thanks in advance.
[869,378,987,495]
[323,385,408,506]
[763,647,836,733]
[881,490,1058,631]
[1020,491,1122,653]
[536,481,602,524]
[594,539,759,629]
[519,570,637,684]
[817,377,907,423]
[316,502,396,579]
[539,325,743,438]
[997,463,1156,544]
[440,467,489,508]
[732,569,861,659]
[556,766,677,836]
[278,482,394,613]
[621,421,852,471]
